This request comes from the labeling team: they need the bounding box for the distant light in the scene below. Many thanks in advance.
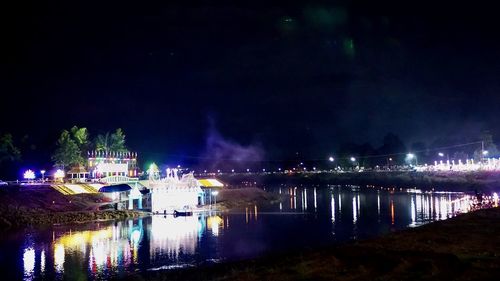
[177,165,181,168]
[389,158,393,161]
[40,170,46,174]
[438,152,444,157]
[24,169,35,180]
[54,169,65,179]
[303,167,306,170]
[300,162,303,165]
[313,167,316,170]
[483,150,489,156]
[262,169,266,172]
[278,168,281,171]
[407,153,415,159]
[328,156,334,162]
[247,168,250,172]
[204,170,207,173]
[231,169,235,173]
[350,157,356,162]
[217,169,221,173]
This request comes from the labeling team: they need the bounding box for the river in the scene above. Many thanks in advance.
[0,184,473,280]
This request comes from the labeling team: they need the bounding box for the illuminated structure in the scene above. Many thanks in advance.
[147,170,204,213]
[87,151,138,179]
[23,169,35,180]
[67,164,90,183]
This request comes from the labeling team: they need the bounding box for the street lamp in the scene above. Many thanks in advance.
[438,152,444,157]
[328,156,334,162]
[212,190,219,209]
[482,150,489,156]
[350,157,356,162]
[40,170,46,182]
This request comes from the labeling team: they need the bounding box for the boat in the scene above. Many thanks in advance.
[173,206,193,216]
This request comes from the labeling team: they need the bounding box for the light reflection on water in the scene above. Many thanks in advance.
[7,185,475,280]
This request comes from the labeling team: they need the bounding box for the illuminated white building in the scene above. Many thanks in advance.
[148,170,204,213]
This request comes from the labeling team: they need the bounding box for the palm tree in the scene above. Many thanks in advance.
[95,133,111,153]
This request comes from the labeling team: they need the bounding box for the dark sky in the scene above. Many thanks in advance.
[1,0,500,165]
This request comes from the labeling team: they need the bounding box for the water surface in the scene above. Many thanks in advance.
[0,185,473,280]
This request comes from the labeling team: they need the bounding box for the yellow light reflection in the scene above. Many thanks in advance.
[54,243,65,273]
[390,200,395,225]
[254,205,258,221]
[207,215,224,237]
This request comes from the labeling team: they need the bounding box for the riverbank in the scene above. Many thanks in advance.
[0,185,148,229]
[0,185,280,229]
[219,171,500,192]
[0,209,147,229]
[125,207,500,281]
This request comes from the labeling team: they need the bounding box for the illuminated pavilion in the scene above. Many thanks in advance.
[87,151,139,179]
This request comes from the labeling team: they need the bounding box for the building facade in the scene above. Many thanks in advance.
[87,151,138,179]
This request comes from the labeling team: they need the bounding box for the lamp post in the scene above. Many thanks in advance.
[350,157,356,170]
[212,190,219,209]
[41,170,46,182]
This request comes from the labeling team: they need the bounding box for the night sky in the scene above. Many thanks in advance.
[2,0,500,166]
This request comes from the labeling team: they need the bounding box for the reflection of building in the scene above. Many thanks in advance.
[87,151,138,179]
[149,215,202,259]
[50,219,144,276]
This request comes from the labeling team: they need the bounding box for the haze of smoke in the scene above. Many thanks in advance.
[202,127,264,170]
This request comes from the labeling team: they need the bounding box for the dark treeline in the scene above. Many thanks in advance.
[1,130,499,178]
[0,126,128,179]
